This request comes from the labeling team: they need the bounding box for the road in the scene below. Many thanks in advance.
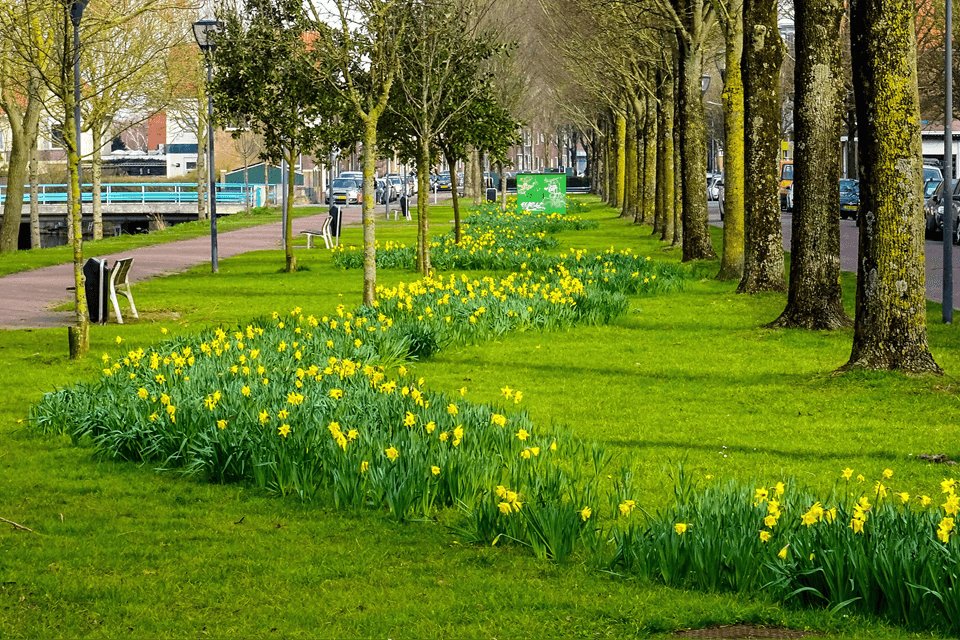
[707,202,960,310]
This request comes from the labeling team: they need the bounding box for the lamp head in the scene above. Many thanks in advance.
[70,0,89,26]
[193,19,222,52]
[700,75,711,94]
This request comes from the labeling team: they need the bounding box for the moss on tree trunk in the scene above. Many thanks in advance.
[717,9,746,281]
[616,112,627,209]
[361,118,379,306]
[658,66,676,243]
[770,0,850,329]
[678,40,715,260]
[842,0,940,373]
[623,107,638,218]
[642,87,658,227]
[739,0,785,293]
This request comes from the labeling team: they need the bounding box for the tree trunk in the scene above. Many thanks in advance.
[616,111,627,208]
[91,124,104,241]
[500,161,507,211]
[659,66,676,243]
[673,55,684,248]
[30,148,40,249]
[417,137,432,274]
[770,0,851,329]
[243,163,250,214]
[738,0,785,292]
[361,118,379,305]
[448,151,463,241]
[64,87,88,359]
[678,39,715,260]
[284,149,297,273]
[623,106,638,218]
[0,106,41,252]
[842,0,940,373]
[643,85,658,228]
[472,148,483,205]
[716,11,746,280]
[633,94,645,223]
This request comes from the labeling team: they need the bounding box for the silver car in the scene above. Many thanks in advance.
[331,178,361,205]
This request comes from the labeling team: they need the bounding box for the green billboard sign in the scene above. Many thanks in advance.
[516,173,566,214]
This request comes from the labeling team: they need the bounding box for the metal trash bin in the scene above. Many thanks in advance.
[485,187,497,203]
[329,205,343,244]
[83,258,109,324]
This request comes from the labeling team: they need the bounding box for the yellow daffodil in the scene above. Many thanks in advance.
[580,506,592,521]
[278,424,291,438]
[329,388,344,400]
[674,522,689,535]
[431,466,441,476]
[759,530,772,543]
[241,385,251,397]
[217,419,228,430]
[777,545,789,560]
[882,468,894,479]
[385,446,399,461]
[137,387,148,400]
[774,482,785,497]
[515,428,529,441]
[360,460,369,473]
[896,492,910,504]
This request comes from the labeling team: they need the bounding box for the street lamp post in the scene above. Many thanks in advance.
[193,19,221,274]
[945,1,954,323]
[71,0,89,209]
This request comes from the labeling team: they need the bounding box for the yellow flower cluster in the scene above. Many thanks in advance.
[496,485,523,515]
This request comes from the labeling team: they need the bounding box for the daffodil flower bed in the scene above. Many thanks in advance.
[332,204,599,272]
[605,468,960,634]
[31,235,677,516]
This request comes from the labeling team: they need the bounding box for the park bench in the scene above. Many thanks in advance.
[301,216,333,249]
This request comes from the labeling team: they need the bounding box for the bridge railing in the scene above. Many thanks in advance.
[0,183,258,206]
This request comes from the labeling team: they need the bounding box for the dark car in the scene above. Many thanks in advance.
[436,172,452,191]
[839,179,859,220]
[924,178,960,243]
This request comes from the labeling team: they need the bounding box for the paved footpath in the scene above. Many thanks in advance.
[0,208,364,329]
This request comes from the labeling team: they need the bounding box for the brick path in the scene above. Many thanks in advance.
[0,208,363,329]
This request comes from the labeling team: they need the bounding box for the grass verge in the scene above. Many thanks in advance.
[1,196,955,638]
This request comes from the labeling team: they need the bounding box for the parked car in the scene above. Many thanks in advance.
[707,175,721,201]
[436,171,452,191]
[717,176,725,220]
[339,171,362,181]
[839,179,859,219]
[331,177,362,205]
[924,178,960,243]
[385,174,404,200]
[778,160,794,211]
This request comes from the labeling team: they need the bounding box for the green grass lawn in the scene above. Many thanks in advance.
[1,197,955,638]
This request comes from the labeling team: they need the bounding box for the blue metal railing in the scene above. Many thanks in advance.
[0,182,259,206]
